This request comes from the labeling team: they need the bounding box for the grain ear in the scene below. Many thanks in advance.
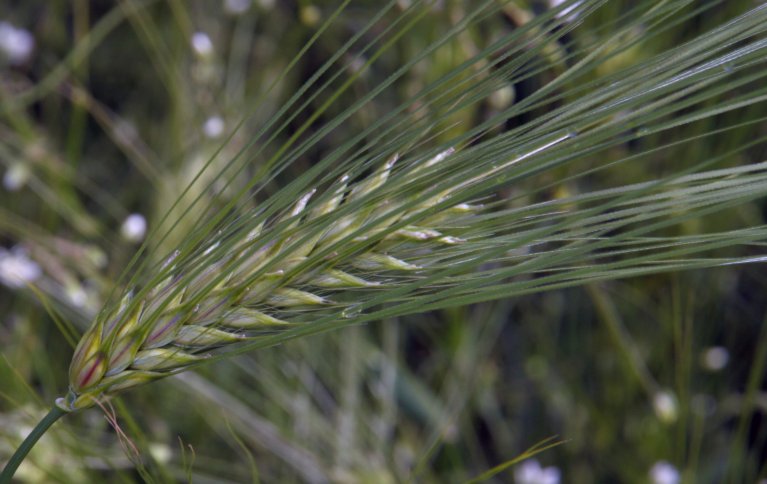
[61,151,473,410]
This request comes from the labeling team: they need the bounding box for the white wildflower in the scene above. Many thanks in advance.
[515,459,561,484]
[300,6,321,27]
[650,461,680,484]
[652,390,678,424]
[191,32,213,57]
[701,346,729,371]
[65,285,88,308]
[3,162,30,191]
[203,116,225,139]
[0,246,41,288]
[148,443,172,463]
[224,0,251,14]
[0,21,34,64]
[489,85,515,110]
[120,213,147,243]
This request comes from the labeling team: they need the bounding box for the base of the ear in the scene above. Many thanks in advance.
[55,390,97,412]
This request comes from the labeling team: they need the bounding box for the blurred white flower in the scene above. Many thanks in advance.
[224,0,251,14]
[300,5,321,27]
[515,459,561,484]
[650,461,680,484]
[149,443,172,463]
[3,162,30,191]
[0,21,35,64]
[701,346,729,371]
[203,116,225,138]
[0,246,41,288]
[489,85,515,110]
[652,390,678,424]
[65,284,87,307]
[120,213,147,242]
[191,32,213,57]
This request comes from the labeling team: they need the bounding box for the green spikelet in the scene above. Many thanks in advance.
[59,148,474,411]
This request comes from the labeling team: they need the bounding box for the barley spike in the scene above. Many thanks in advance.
[57,149,471,411]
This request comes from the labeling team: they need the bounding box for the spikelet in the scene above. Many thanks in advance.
[57,149,474,411]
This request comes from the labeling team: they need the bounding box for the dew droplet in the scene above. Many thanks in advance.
[342,304,362,319]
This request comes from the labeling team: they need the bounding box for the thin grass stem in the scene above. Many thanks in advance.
[0,405,66,484]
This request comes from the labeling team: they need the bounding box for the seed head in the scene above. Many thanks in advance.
[58,149,473,411]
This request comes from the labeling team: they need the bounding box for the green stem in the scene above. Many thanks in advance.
[0,405,67,484]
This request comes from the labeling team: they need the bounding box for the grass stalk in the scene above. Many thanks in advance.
[0,405,66,484]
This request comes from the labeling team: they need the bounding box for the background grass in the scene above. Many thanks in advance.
[1,0,767,482]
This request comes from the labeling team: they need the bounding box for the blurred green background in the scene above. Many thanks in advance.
[1,1,766,482]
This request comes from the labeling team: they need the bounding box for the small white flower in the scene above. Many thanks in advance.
[701,346,729,371]
[652,390,678,424]
[650,461,680,484]
[149,443,172,463]
[66,285,88,307]
[191,32,213,57]
[299,6,321,27]
[515,459,561,484]
[121,213,147,242]
[489,85,515,109]
[203,116,225,138]
[0,21,35,64]
[0,246,41,288]
[3,162,30,191]
[224,0,251,14]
